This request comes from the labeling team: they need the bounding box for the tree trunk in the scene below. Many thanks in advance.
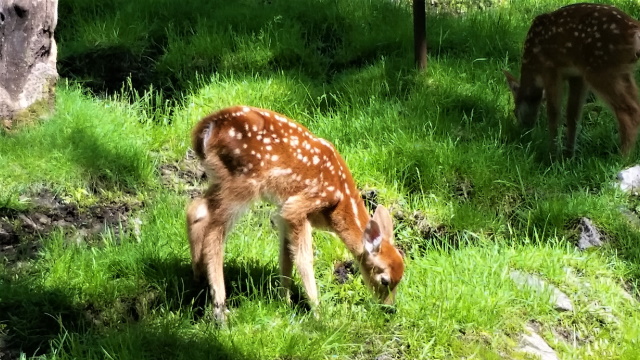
[0,0,58,130]
[413,0,427,71]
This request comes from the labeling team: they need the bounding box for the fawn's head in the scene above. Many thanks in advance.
[503,70,544,129]
[359,205,405,305]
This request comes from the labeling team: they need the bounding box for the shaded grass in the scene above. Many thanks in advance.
[2,0,640,358]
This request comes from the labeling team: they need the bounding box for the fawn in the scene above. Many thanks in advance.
[186,106,405,322]
[504,3,640,157]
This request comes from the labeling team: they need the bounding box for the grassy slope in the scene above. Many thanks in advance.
[2,0,640,358]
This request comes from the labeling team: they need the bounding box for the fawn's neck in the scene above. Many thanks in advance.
[332,175,371,258]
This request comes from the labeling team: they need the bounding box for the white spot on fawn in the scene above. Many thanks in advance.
[351,198,361,229]
[312,156,320,165]
[270,168,292,176]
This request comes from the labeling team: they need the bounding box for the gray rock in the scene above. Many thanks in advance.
[617,165,640,194]
[510,270,574,312]
[577,217,603,250]
[519,325,559,360]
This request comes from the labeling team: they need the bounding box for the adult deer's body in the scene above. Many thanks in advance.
[187,106,405,322]
[504,3,640,156]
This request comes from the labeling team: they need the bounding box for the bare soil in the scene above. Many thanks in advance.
[0,188,141,264]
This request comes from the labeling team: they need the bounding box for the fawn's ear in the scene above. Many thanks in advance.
[363,219,383,255]
[372,205,394,244]
[503,70,519,99]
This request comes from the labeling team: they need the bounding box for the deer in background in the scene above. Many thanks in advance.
[504,3,640,157]
[186,106,405,323]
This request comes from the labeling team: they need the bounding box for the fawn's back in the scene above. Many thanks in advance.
[192,106,357,214]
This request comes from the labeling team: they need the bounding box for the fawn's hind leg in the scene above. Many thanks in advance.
[187,198,209,283]
[187,193,245,323]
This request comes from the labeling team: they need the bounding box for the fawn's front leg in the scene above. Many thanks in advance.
[273,214,294,304]
[279,197,324,311]
[288,219,317,309]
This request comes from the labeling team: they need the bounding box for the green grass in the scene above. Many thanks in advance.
[2,0,640,358]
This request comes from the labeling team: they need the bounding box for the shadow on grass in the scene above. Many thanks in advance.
[57,0,412,101]
[74,321,257,360]
[64,126,151,192]
[0,278,88,357]
[139,255,309,323]
[0,253,303,358]
[0,276,254,359]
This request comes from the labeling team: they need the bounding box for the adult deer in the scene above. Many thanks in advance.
[187,106,405,323]
[504,3,640,157]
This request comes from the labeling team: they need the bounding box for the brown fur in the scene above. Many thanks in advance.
[504,3,640,157]
[187,106,405,322]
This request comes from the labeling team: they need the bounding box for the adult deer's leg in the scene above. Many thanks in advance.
[565,76,588,157]
[588,72,640,156]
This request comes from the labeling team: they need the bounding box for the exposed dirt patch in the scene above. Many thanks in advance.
[552,324,593,346]
[0,189,142,264]
[358,187,451,242]
[454,177,474,201]
[361,188,379,213]
[333,260,358,284]
[393,207,454,242]
[158,149,207,199]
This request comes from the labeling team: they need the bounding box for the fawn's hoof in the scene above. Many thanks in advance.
[212,305,230,325]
